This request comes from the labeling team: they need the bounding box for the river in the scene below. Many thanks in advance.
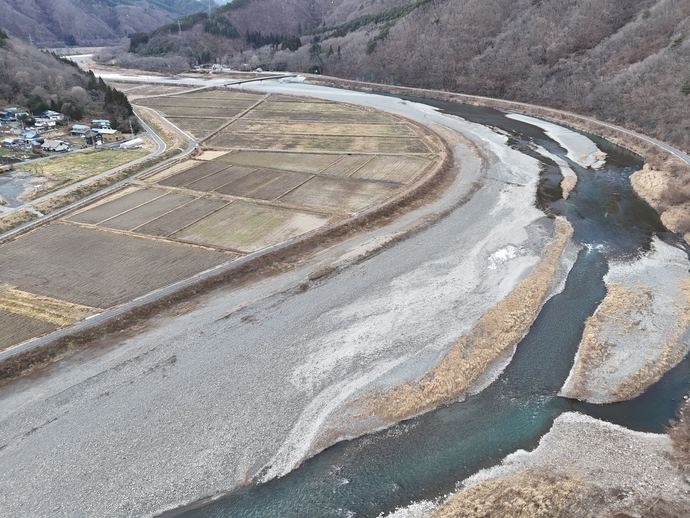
[163,98,690,517]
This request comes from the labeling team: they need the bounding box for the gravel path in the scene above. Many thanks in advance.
[0,84,572,517]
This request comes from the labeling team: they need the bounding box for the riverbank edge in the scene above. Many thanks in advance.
[427,412,690,518]
[0,98,453,386]
[308,75,690,243]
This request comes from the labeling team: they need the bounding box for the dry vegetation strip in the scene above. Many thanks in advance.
[0,285,99,326]
[360,219,573,422]
[432,471,597,518]
[564,279,690,402]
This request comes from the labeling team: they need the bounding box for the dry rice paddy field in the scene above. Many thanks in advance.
[0,88,443,351]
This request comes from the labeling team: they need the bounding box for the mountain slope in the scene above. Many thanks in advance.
[0,0,218,47]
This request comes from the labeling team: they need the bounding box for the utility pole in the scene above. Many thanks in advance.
[129,119,133,139]
[178,20,182,35]
[28,34,33,45]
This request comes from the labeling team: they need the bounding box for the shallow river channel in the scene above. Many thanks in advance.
[165,98,690,518]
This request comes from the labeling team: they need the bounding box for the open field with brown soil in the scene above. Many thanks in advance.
[281,175,402,212]
[173,201,330,252]
[0,310,57,350]
[217,150,339,172]
[228,120,417,138]
[0,223,231,309]
[165,117,229,140]
[206,133,430,153]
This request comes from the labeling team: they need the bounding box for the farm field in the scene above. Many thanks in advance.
[16,148,148,192]
[0,88,442,350]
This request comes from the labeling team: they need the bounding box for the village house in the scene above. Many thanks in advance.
[70,124,91,136]
[91,119,111,129]
[95,128,123,142]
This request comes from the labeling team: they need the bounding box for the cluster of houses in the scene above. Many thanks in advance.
[2,109,124,152]
[69,120,124,146]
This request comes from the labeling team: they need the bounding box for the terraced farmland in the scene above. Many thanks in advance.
[0,87,443,351]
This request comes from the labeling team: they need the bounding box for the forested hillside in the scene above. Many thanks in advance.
[0,0,218,47]
[0,33,136,131]
[121,0,690,152]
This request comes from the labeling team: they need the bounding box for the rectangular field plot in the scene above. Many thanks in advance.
[216,169,311,200]
[67,188,164,225]
[229,120,417,137]
[244,109,392,123]
[178,91,264,101]
[166,117,230,139]
[267,95,331,103]
[352,155,432,184]
[0,224,231,308]
[158,161,234,188]
[138,97,257,109]
[207,133,431,153]
[217,151,338,172]
[143,106,247,118]
[0,309,58,350]
[253,101,367,114]
[98,193,197,232]
[135,198,229,237]
[127,85,188,97]
[319,155,374,177]
[184,166,256,192]
[173,202,330,253]
[280,176,401,213]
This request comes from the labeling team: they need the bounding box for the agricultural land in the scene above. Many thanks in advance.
[0,87,442,352]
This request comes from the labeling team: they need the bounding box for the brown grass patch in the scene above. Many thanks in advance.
[564,279,690,401]
[432,471,597,518]
[0,285,99,326]
[353,155,432,184]
[206,133,430,153]
[229,120,418,137]
[165,117,231,140]
[359,219,573,422]
[172,202,330,252]
[0,209,38,234]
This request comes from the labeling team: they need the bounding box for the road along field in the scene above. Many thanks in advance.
[0,87,444,353]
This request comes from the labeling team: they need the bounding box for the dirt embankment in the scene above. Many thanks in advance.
[309,76,690,244]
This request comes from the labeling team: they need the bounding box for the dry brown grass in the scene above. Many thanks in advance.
[565,279,690,401]
[360,219,573,422]
[432,471,597,518]
[611,277,690,400]
[0,285,98,326]
[669,399,690,474]
[0,209,38,234]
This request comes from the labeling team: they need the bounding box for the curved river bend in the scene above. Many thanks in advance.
[165,97,690,518]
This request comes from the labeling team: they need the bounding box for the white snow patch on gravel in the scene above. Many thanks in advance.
[507,113,606,169]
